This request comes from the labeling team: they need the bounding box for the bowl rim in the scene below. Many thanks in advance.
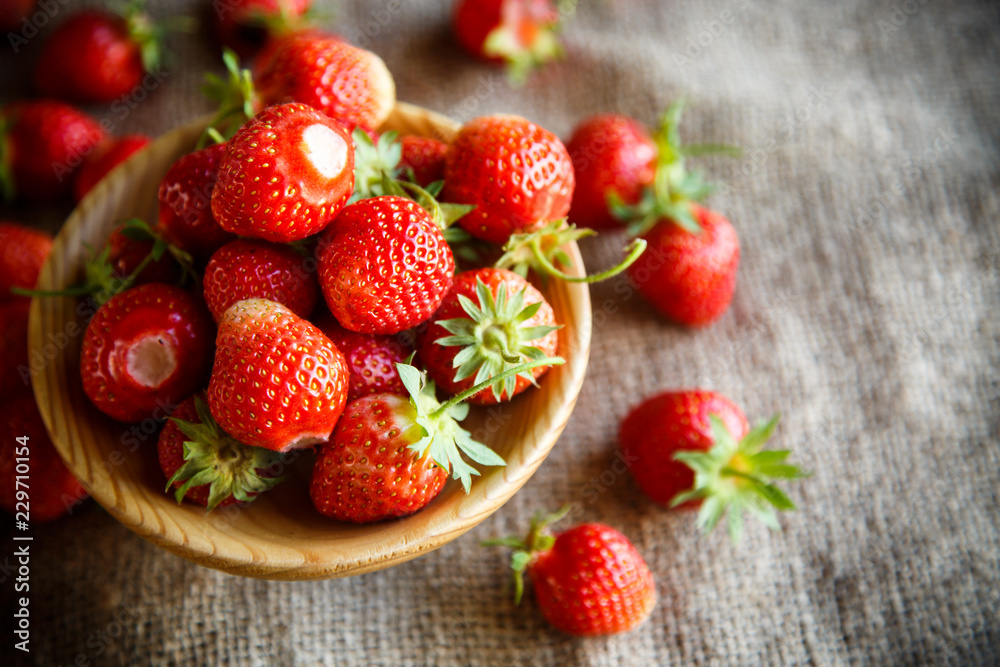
[28,102,593,580]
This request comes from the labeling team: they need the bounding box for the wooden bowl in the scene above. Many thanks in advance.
[29,103,592,580]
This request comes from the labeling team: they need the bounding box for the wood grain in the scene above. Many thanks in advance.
[28,103,592,580]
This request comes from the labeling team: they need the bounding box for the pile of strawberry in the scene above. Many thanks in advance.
[0,4,816,640]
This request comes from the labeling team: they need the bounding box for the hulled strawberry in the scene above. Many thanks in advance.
[156,142,235,260]
[611,101,741,326]
[211,0,312,59]
[81,283,215,423]
[310,357,561,522]
[316,316,413,401]
[0,299,31,402]
[0,222,53,298]
[33,3,168,103]
[203,238,318,322]
[619,390,809,541]
[443,115,574,244]
[255,32,395,133]
[317,195,455,335]
[416,268,559,405]
[565,114,656,230]
[158,393,286,510]
[211,103,355,243]
[207,298,349,452]
[399,135,448,187]
[74,134,151,202]
[485,508,656,636]
[453,0,562,81]
[0,100,105,200]
[0,395,88,522]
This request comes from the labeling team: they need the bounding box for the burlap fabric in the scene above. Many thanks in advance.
[2,0,998,664]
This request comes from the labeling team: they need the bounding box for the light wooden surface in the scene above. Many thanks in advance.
[28,103,593,580]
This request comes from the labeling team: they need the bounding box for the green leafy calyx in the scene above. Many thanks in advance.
[496,219,647,284]
[482,6,564,85]
[611,99,740,237]
[482,505,570,603]
[200,48,258,148]
[670,414,811,543]
[167,397,287,512]
[435,278,561,402]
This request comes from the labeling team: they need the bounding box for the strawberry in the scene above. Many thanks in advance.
[156,142,236,261]
[0,395,88,522]
[74,134,151,202]
[317,195,455,335]
[158,393,286,510]
[310,357,561,522]
[565,114,657,230]
[0,299,32,403]
[0,222,53,299]
[33,3,169,104]
[207,298,349,452]
[629,204,739,327]
[315,316,413,401]
[399,136,448,187]
[211,102,355,243]
[203,238,318,322]
[619,390,809,541]
[443,115,575,245]
[81,283,215,423]
[254,32,395,133]
[0,100,105,200]
[105,223,183,288]
[452,0,562,82]
[485,508,656,636]
[416,268,559,405]
[211,0,313,59]
[0,1,35,32]
[607,101,740,326]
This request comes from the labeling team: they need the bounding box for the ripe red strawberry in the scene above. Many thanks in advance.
[158,393,286,510]
[74,134,151,202]
[254,32,395,133]
[0,395,88,522]
[0,100,105,200]
[81,283,215,423]
[628,204,739,326]
[310,358,559,522]
[211,103,355,243]
[203,239,318,322]
[485,509,656,636]
[105,224,183,287]
[416,268,559,405]
[565,114,656,230]
[211,0,313,59]
[0,1,35,32]
[317,195,455,335]
[453,0,561,81]
[33,4,166,104]
[156,142,235,261]
[399,136,448,186]
[0,222,53,299]
[315,316,413,401]
[443,115,574,244]
[0,299,32,403]
[207,298,349,452]
[619,390,809,541]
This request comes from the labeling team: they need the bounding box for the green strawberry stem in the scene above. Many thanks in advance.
[123,0,194,75]
[482,505,571,603]
[497,219,647,283]
[430,356,564,419]
[670,414,811,543]
[611,99,740,237]
[482,11,564,85]
[435,278,562,402]
[199,48,258,148]
[395,356,563,492]
[168,396,287,512]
